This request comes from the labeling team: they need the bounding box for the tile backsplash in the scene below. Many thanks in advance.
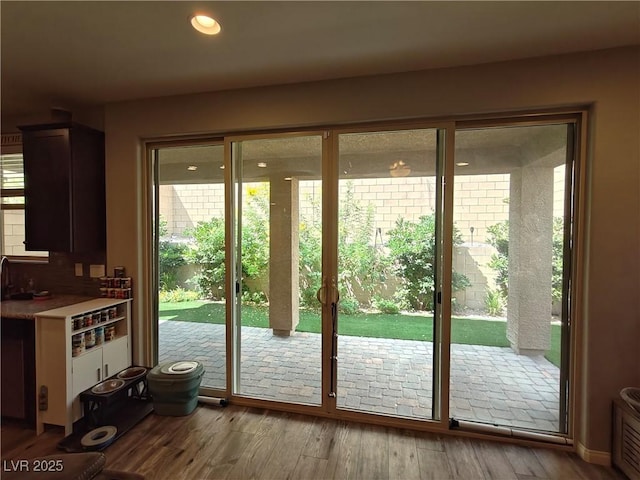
[8,251,106,297]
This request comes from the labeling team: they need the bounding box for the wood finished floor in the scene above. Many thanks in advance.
[1,405,627,480]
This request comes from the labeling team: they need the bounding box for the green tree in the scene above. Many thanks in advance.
[486,221,509,297]
[238,185,270,302]
[297,181,393,312]
[299,192,322,309]
[387,214,469,311]
[186,184,271,302]
[158,216,188,290]
[337,182,391,307]
[185,217,226,299]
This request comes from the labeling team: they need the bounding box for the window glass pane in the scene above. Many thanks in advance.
[1,153,24,190]
[1,196,25,206]
[0,152,47,257]
[1,209,47,257]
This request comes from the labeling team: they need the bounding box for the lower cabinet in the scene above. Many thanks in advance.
[71,337,129,422]
[0,318,35,423]
[35,298,132,435]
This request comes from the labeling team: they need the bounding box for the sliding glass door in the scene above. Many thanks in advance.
[450,122,575,435]
[153,142,227,391]
[149,114,580,440]
[229,134,324,405]
[334,127,446,421]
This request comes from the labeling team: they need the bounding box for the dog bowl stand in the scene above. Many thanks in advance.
[58,366,153,452]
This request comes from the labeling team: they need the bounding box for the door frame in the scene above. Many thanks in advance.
[144,108,587,442]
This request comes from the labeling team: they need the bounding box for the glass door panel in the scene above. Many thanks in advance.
[231,134,323,405]
[156,143,226,390]
[335,128,440,419]
[450,123,572,434]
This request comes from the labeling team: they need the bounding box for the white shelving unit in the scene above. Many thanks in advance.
[34,298,132,435]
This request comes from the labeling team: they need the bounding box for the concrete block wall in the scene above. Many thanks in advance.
[158,170,565,313]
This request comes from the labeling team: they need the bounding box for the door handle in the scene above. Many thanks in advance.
[316,277,327,306]
[317,277,340,306]
[328,276,339,398]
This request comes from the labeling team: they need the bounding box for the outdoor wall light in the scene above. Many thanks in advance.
[389,160,411,177]
[190,14,222,35]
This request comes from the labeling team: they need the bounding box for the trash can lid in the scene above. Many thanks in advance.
[160,361,200,375]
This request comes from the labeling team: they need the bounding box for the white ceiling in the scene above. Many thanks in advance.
[1,1,639,119]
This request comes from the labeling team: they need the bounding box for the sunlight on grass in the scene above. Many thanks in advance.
[159,300,561,367]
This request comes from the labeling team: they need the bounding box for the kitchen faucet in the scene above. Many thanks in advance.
[1,255,12,300]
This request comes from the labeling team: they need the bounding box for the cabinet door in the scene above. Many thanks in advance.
[72,348,103,422]
[1,336,25,418]
[22,128,72,251]
[72,348,103,397]
[69,126,106,252]
[102,336,129,378]
[21,123,106,252]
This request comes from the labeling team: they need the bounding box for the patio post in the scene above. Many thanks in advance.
[506,164,554,355]
[269,176,300,336]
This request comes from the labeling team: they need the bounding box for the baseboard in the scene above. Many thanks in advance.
[576,441,611,466]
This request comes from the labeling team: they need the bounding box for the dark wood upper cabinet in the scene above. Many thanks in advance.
[19,123,105,253]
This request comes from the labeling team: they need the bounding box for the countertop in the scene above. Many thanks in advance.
[1,295,95,319]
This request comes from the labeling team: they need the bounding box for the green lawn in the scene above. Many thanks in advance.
[159,300,561,367]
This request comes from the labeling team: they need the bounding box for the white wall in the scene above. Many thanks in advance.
[104,46,640,455]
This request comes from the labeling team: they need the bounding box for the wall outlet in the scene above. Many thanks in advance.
[74,263,83,277]
[89,264,106,278]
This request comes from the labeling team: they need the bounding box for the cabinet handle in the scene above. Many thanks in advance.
[97,368,101,382]
[105,364,109,377]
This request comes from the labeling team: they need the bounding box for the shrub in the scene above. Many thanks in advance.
[337,182,391,304]
[338,296,360,315]
[486,221,509,298]
[373,296,400,314]
[241,185,270,285]
[387,214,469,311]
[298,181,391,310]
[185,185,271,302]
[185,217,226,299]
[158,216,188,290]
[299,194,322,309]
[159,240,188,290]
[159,287,200,303]
[484,288,505,316]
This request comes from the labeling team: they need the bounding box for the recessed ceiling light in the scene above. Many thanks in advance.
[456,162,470,167]
[187,165,198,171]
[284,177,292,181]
[257,162,267,168]
[190,14,221,35]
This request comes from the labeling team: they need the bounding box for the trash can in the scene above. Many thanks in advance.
[148,361,204,416]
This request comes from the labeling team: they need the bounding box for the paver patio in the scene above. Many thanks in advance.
[159,320,560,432]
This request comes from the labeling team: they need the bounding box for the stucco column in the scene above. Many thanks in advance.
[506,165,554,355]
[269,176,300,336]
